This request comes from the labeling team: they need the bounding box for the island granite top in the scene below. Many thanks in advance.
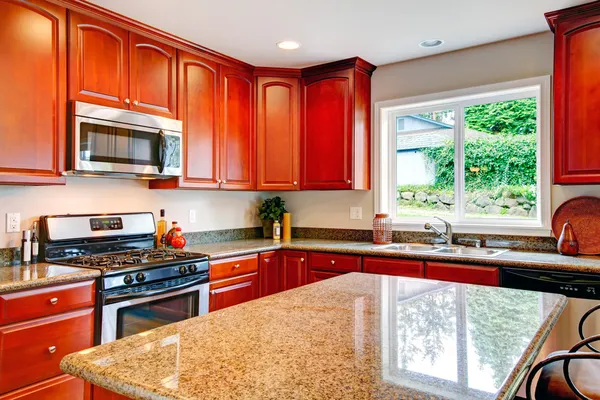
[61,273,567,400]
[0,263,100,293]
[187,238,600,273]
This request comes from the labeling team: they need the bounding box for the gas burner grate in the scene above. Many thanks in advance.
[65,249,194,269]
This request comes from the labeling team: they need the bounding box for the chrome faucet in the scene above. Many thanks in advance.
[424,217,453,245]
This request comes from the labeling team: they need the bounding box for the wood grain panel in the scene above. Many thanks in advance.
[129,32,176,118]
[363,257,425,278]
[259,251,281,297]
[0,0,66,185]
[256,77,300,190]
[425,262,499,287]
[68,11,129,108]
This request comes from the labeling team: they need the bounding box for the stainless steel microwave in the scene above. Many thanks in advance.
[68,102,183,179]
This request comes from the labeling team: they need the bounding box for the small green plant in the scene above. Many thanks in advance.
[258,196,287,222]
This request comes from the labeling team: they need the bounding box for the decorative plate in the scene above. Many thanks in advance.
[552,196,600,255]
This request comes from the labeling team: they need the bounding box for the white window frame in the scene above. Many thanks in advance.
[374,76,552,236]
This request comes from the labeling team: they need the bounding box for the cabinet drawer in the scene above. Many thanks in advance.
[425,262,499,287]
[0,374,90,400]
[309,271,343,283]
[209,273,258,312]
[309,252,361,273]
[0,308,94,394]
[0,280,95,326]
[363,257,425,278]
[210,254,258,281]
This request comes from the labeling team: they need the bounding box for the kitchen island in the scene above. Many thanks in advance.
[61,273,566,400]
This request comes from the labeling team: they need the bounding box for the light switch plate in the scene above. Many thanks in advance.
[350,207,363,220]
[6,213,20,233]
[189,209,197,224]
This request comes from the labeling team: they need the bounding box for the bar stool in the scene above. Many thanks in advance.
[527,304,600,399]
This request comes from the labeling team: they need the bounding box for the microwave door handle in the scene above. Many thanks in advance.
[104,276,206,304]
[157,129,167,173]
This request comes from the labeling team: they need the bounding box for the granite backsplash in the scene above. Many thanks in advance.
[0,226,558,266]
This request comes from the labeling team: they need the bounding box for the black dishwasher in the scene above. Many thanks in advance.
[502,268,600,299]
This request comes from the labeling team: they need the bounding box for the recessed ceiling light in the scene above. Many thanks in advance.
[277,40,301,50]
[419,39,444,48]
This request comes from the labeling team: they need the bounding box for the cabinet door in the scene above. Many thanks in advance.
[68,12,129,108]
[129,33,176,118]
[309,252,361,273]
[309,270,343,283]
[259,251,281,297]
[256,77,300,190]
[302,69,354,190]
[281,251,307,291]
[209,273,258,312]
[220,66,255,190]
[363,257,425,278]
[0,375,90,400]
[0,0,66,185]
[425,262,499,287]
[554,15,600,184]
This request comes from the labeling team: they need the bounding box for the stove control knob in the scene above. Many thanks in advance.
[123,274,134,285]
[179,265,188,275]
[188,264,197,273]
[136,273,146,283]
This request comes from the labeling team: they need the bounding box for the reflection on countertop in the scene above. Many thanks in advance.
[61,273,566,400]
[0,263,100,293]
[187,238,600,273]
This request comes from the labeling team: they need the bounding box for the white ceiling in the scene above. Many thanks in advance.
[88,0,590,67]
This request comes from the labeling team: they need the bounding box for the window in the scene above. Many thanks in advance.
[375,77,551,235]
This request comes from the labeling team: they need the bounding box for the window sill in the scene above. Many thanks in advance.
[392,221,553,237]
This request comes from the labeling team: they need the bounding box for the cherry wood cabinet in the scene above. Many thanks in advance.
[69,13,175,118]
[309,270,343,283]
[0,374,90,400]
[209,273,259,312]
[256,73,301,190]
[363,257,425,278]
[220,65,255,190]
[309,252,361,273]
[547,4,600,184]
[301,58,376,190]
[259,251,282,297]
[128,32,176,118]
[68,12,129,109]
[0,0,66,185]
[281,251,307,291]
[209,254,258,281]
[425,262,499,287]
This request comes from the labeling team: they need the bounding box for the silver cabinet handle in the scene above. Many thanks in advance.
[133,100,139,106]
[124,98,130,104]
[233,264,240,269]
[49,297,58,305]
[331,260,336,265]
[210,290,216,295]
[293,181,297,186]
[48,346,57,354]
[347,180,352,184]
[217,179,222,183]
[300,258,304,262]
[222,180,227,184]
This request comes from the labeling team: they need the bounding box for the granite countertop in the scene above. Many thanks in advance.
[0,263,100,293]
[188,238,600,273]
[61,273,567,400]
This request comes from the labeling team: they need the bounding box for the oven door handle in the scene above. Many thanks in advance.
[104,276,207,304]
[157,129,167,174]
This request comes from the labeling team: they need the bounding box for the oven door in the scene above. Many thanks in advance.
[73,114,182,177]
[101,279,208,344]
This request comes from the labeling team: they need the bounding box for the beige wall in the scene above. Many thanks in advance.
[280,32,600,232]
[0,177,264,248]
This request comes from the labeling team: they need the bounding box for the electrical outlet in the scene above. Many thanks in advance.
[189,209,197,224]
[6,213,20,233]
[349,207,363,220]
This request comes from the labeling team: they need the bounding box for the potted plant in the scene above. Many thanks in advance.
[258,196,287,238]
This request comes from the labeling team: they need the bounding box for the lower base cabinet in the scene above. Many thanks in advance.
[425,262,500,287]
[363,257,425,278]
[259,251,282,297]
[0,375,89,400]
[281,251,307,290]
[209,273,259,312]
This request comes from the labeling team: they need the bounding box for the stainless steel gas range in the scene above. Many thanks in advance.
[39,212,209,345]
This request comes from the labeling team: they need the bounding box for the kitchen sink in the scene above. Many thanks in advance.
[372,243,508,258]
[434,247,508,257]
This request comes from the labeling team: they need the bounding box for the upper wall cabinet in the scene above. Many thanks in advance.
[547,3,600,184]
[255,71,301,191]
[220,65,255,190]
[69,12,176,118]
[301,58,376,190]
[0,0,66,185]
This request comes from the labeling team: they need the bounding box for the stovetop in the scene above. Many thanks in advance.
[65,248,205,270]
